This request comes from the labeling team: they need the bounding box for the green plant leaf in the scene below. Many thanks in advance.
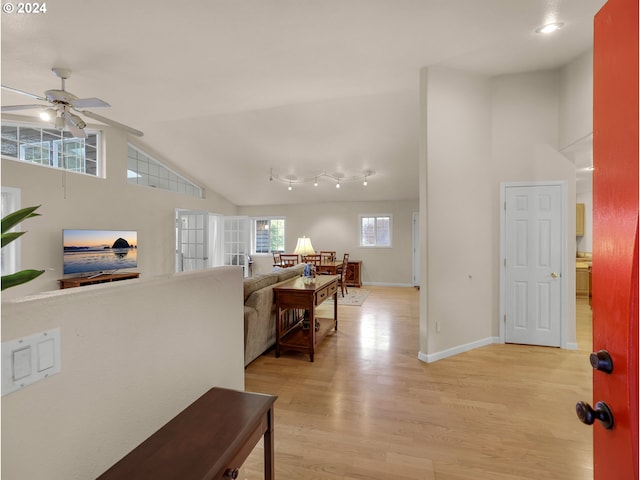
[1,231,26,248]
[1,205,41,234]
[1,269,45,291]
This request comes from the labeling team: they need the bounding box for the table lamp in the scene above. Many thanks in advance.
[293,236,315,257]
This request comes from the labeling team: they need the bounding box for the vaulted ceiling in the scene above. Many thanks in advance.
[1,0,604,205]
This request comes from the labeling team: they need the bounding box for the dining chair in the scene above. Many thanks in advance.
[272,252,282,266]
[337,253,349,296]
[304,254,322,268]
[320,251,336,261]
[279,254,299,267]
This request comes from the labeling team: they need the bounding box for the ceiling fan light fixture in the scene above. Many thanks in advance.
[67,112,86,129]
[39,108,56,121]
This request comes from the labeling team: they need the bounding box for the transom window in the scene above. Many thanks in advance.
[1,122,100,176]
[359,215,392,247]
[254,218,285,253]
[128,144,202,198]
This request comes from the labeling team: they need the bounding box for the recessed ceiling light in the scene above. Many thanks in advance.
[536,22,564,34]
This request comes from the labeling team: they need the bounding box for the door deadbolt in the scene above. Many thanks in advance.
[590,350,613,373]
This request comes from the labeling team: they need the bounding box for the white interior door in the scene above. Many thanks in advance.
[504,184,563,346]
[223,216,250,277]
[176,210,209,272]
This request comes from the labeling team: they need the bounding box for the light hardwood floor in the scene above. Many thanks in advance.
[244,287,593,479]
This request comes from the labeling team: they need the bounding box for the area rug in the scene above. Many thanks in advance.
[326,288,370,306]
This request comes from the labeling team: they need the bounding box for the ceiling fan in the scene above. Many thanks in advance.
[1,67,143,138]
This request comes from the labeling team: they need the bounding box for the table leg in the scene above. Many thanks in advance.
[333,290,338,331]
[309,305,316,362]
[264,407,275,480]
[275,308,281,358]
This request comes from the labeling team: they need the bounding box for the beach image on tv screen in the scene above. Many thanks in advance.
[63,230,137,274]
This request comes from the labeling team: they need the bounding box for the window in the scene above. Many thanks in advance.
[254,218,285,253]
[128,144,203,198]
[1,122,100,175]
[359,215,392,247]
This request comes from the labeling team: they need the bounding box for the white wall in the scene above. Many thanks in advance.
[1,122,238,300]
[560,49,594,149]
[1,267,245,479]
[420,67,494,359]
[561,51,594,255]
[419,66,579,361]
[239,199,418,285]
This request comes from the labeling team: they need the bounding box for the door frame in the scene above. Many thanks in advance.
[412,211,420,287]
[175,209,211,273]
[499,181,568,347]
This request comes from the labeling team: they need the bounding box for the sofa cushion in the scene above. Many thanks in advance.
[276,264,304,282]
[243,274,278,301]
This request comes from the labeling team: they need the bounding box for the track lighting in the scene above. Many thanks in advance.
[269,169,374,190]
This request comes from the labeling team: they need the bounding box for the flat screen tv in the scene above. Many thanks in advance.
[63,229,138,275]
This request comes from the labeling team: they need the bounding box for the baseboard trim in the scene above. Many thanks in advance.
[362,282,414,287]
[418,336,499,363]
[565,342,579,350]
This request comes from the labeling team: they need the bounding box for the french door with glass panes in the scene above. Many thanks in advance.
[223,217,250,276]
[176,211,249,276]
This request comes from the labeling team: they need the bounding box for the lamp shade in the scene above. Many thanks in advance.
[293,236,315,257]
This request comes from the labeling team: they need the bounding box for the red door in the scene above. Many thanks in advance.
[588,0,639,478]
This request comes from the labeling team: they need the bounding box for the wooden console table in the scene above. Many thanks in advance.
[97,387,277,480]
[274,275,338,362]
[59,272,140,289]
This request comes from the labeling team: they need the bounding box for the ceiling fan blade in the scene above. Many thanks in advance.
[1,104,47,112]
[62,112,87,138]
[79,109,143,137]
[70,97,110,109]
[1,85,48,102]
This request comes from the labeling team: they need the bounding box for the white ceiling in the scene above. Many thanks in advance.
[1,0,604,206]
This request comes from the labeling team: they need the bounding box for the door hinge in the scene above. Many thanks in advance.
[504,314,507,323]
[504,201,506,211]
[504,258,506,267]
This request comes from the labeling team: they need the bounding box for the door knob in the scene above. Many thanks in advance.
[224,468,239,479]
[576,401,614,430]
[550,272,559,278]
[590,350,613,373]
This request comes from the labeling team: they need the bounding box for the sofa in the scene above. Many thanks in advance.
[243,263,305,366]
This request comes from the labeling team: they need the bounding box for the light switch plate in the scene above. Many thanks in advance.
[2,328,61,396]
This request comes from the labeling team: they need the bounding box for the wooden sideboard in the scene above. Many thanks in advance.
[59,272,140,289]
[345,261,362,287]
[97,387,277,480]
